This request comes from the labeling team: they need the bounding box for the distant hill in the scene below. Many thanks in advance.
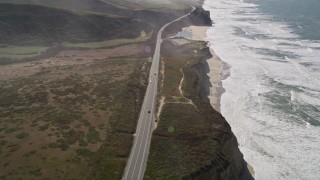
[0,0,200,11]
[0,0,182,24]
[0,0,129,16]
[0,3,153,45]
[107,0,203,9]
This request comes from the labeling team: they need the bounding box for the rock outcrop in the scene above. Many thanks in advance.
[189,7,213,26]
[163,7,212,38]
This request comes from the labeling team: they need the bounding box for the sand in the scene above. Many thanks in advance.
[207,50,224,112]
[182,26,209,41]
[184,26,224,111]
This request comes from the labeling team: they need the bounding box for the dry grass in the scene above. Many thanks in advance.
[0,46,49,60]
[0,47,149,179]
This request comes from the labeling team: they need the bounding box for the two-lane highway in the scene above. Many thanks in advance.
[122,7,196,180]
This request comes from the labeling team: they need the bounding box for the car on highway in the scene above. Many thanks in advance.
[148,110,151,113]
[154,72,157,75]
[149,80,152,83]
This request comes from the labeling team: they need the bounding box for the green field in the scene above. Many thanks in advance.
[63,32,150,49]
[0,31,151,64]
[0,46,49,60]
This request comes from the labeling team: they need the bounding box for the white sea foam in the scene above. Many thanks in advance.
[203,0,320,179]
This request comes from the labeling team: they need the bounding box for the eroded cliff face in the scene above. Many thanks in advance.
[191,46,212,103]
[189,7,213,26]
[190,128,245,180]
[187,46,252,180]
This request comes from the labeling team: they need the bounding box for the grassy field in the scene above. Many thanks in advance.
[0,46,49,60]
[63,32,151,49]
[0,55,149,179]
[0,32,151,64]
[145,39,232,179]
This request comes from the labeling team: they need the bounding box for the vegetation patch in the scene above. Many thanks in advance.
[16,132,29,139]
[63,32,150,49]
[87,127,101,143]
[0,46,49,60]
[75,148,92,157]
[0,54,148,179]
[23,150,37,158]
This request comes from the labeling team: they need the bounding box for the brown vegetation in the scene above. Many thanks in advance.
[0,45,150,179]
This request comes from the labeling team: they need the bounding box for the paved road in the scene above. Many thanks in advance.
[122,7,196,180]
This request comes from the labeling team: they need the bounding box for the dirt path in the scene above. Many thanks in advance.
[155,64,198,128]
[177,68,197,108]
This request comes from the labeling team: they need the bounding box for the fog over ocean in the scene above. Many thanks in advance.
[203,0,320,179]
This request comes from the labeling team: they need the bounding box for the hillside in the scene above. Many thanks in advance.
[0,3,153,45]
[0,0,130,16]
[0,0,184,24]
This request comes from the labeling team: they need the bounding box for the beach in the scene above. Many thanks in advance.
[183,26,224,111]
[182,26,209,41]
[185,25,257,178]
[206,50,224,112]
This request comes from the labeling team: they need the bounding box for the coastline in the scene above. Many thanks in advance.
[207,48,225,112]
[145,6,256,178]
[145,31,250,179]
[183,25,224,112]
[186,25,256,178]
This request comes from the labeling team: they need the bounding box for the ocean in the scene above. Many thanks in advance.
[203,0,320,179]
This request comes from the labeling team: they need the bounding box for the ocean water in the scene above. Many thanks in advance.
[203,0,320,179]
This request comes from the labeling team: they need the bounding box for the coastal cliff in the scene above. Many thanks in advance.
[181,8,251,179]
[186,46,251,180]
[145,34,252,179]
[144,6,252,178]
